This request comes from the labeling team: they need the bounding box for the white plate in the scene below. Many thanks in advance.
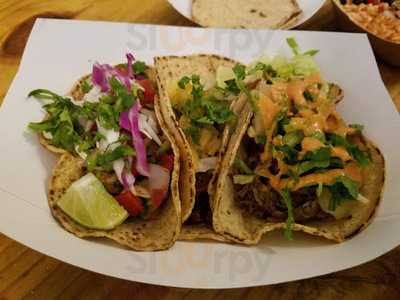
[168,0,326,29]
[0,19,400,289]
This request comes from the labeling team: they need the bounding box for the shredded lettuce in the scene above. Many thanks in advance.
[247,37,320,81]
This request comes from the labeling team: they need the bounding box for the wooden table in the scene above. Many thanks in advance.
[0,1,399,299]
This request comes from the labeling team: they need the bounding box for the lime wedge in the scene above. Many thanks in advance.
[57,173,128,230]
[216,66,236,89]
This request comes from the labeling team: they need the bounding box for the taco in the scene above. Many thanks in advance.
[28,55,181,251]
[154,54,247,240]
[212,39,385,243]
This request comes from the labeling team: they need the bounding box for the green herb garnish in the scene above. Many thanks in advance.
[132,61,148,75]
[177,74,234,145]
[81,81,93,94]
[327,176,359,211]
[327,133,371,166]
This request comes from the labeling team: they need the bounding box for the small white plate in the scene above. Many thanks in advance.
[168,0,326,29]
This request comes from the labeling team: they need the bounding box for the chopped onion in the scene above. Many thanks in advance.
[127,103,150,176]
[139,113,161,145]
[122,107,161,145]
[121,169,135,190]
[92,63,109,92]
[113,159,136,191]
[197,157,218,173]
[92,62,132,93]
[113,159,124,183]
[126,53,134,79]
[149,164,170,207]
[104,64,131,91]
[96,120,120,152]
[83,85,104,103]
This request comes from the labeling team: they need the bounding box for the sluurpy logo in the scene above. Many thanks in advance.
[126,24,275,58]
[126,242,276,284]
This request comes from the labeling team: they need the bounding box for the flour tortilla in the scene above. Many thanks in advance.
[46,68,182,251]
[192,0,302,29]
[212,102,385,244]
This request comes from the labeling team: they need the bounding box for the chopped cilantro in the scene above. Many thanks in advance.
[176,74,234,144]
[81,81,93,94]
[233,64,246,80]
[95,145,136,171]
[303,90,313,102]
[28,89,86,153]
[224,79,241,95]
[327,133,371,166]
[132,61,148,75]
[97,102,119,130]
[256,134,267,145]
[303,147,331,161]
[275,145,298,165]
[297,147,331,175]
[277,115,290,135]
[178,76,191,89]
[283,131,303,147]
[310,132,326,143]
[327,176,359,211]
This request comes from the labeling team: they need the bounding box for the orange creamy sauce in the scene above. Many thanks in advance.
[253,73,361,193]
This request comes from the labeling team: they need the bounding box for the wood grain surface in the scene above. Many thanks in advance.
[0,1,399,299]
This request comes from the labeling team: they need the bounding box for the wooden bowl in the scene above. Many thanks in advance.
[332,0,400,66]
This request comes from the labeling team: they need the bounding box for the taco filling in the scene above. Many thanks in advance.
[29,55,175,228]
[211,38,384,243]
[230,40,374,239]
[166,71,238,225]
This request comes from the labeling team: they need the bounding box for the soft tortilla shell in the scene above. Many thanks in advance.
[154,54,239,223]
[47,68,182,251]
[192,0,302,29]
[213,103,385,244]
[179,224,230,242]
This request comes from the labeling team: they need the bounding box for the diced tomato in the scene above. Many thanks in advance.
[151,188,167,208]
[137,79,156,103]
[160,154,174,171]
[116,190,144,216]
